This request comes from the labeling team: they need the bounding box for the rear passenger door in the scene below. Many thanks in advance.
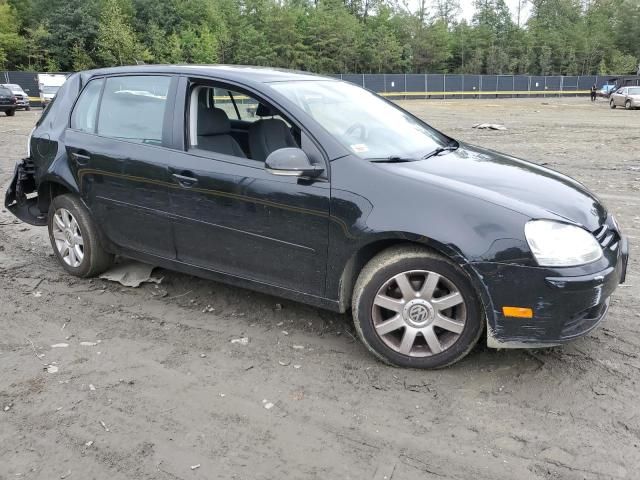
[66,75,177,259]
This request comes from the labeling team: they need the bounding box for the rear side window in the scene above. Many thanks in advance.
[70,79,104,133]
[97,76,170,145]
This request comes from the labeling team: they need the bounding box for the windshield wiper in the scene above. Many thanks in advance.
[422,141,459,160]
[368,156,416,163]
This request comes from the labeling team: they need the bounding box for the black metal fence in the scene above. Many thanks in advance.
[328,73,627,99]
[3,70,637,106]
[1,71,41,104]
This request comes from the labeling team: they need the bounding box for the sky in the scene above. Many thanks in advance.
[459,0,533,24]
[407,0,533,25]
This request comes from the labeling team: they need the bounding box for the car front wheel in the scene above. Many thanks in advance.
[625,100,632,110]
[6,109,15,116]
[610,100,616,109]
[48,194,113,277]
[352,246,484,369]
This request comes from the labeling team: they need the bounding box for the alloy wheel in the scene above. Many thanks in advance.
[52,208,84,267]
[371,270,466,357]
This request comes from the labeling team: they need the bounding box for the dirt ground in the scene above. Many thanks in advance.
[1,97,639,480]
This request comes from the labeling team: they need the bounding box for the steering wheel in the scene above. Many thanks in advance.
[345,122,368,141]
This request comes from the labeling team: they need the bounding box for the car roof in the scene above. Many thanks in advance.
[81,65,334,86]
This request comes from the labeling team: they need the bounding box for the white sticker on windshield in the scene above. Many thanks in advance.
[350,144,369,153]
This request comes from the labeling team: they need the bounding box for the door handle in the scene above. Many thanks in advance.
[71,151,90,165]
[171,172,198,188]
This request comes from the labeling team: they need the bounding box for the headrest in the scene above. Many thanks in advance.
[256,103,276,117]
[198,107,231,136]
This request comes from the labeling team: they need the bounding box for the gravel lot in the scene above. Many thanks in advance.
[1,97,639,479]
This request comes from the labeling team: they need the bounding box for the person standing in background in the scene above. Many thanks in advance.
[590,84,597,102]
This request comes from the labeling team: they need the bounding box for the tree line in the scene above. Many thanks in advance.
[0,0,638,76]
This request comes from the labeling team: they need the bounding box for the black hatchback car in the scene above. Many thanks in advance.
[0,85,18,116]
[5,66,629,368]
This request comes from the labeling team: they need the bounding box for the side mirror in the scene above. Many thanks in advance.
[265,148,324,178]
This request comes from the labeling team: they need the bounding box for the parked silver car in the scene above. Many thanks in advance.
[609,86,640,110]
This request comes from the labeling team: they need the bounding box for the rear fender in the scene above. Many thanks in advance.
[36,155,81,215]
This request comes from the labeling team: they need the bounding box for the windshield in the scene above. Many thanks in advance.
[270,80,449,160]
[42,86,60,94]
[629,87,640,95]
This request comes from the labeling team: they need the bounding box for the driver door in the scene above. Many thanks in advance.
[167,79,330,296]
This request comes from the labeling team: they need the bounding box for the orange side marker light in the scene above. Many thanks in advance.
[502,306,533,319]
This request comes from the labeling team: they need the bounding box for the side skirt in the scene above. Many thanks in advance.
[116,247,342,313]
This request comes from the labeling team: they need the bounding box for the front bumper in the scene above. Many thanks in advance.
[477,233,629,347]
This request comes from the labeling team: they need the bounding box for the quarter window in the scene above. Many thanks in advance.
[97,76,170,145]
[70,79,103,133]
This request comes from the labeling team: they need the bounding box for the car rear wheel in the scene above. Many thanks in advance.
[625,100,632,110]
[610,100,616,109]
[25,106,31,111]
[48,194,113,278]
[5,109,15,116]
[352,246,484,369]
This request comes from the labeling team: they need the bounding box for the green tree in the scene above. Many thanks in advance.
[97,0,142,65]
[0,1,27,69]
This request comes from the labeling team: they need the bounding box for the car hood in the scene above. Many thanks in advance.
[387,143,606,230]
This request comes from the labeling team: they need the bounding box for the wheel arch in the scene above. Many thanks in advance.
[336,235,490,314]
[337,236,496,352]
[37,177,76,215]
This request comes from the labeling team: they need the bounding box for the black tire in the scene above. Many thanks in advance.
[6,109,15,116]
[47,194,113,277]
[25,106,31,111]
[352,245,484,369]
[610,100,616,109]
[625,100,632,110]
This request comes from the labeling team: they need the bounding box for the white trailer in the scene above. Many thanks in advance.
[38,74,67,107]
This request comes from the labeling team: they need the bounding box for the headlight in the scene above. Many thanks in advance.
[525,220,602,267]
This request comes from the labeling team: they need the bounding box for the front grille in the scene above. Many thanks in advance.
[592,223,619,250]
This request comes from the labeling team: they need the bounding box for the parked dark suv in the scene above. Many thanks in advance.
[0,86,17,116]
[5,66,629,368]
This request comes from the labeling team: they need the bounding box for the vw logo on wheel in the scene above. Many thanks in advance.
[408,304,429,323]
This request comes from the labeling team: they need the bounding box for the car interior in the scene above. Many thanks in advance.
[189,85,302,162]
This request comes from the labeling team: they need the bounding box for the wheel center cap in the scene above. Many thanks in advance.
[403,299,434,327]
[64,230,73,244]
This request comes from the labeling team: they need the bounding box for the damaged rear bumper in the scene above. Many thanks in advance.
[478,234,629,348]
[4,158,47,226]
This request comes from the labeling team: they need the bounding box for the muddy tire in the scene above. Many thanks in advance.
[6,109,15,116]
[352,245,484,369]
[47,194,113,278]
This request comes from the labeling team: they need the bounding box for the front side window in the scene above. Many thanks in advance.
[628,87,640,95]
[270,80,448,160]
[189,84,299,161]
[97,76,170,145]
[70,79,104,133]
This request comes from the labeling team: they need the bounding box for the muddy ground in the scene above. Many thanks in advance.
[1,97,639,479]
